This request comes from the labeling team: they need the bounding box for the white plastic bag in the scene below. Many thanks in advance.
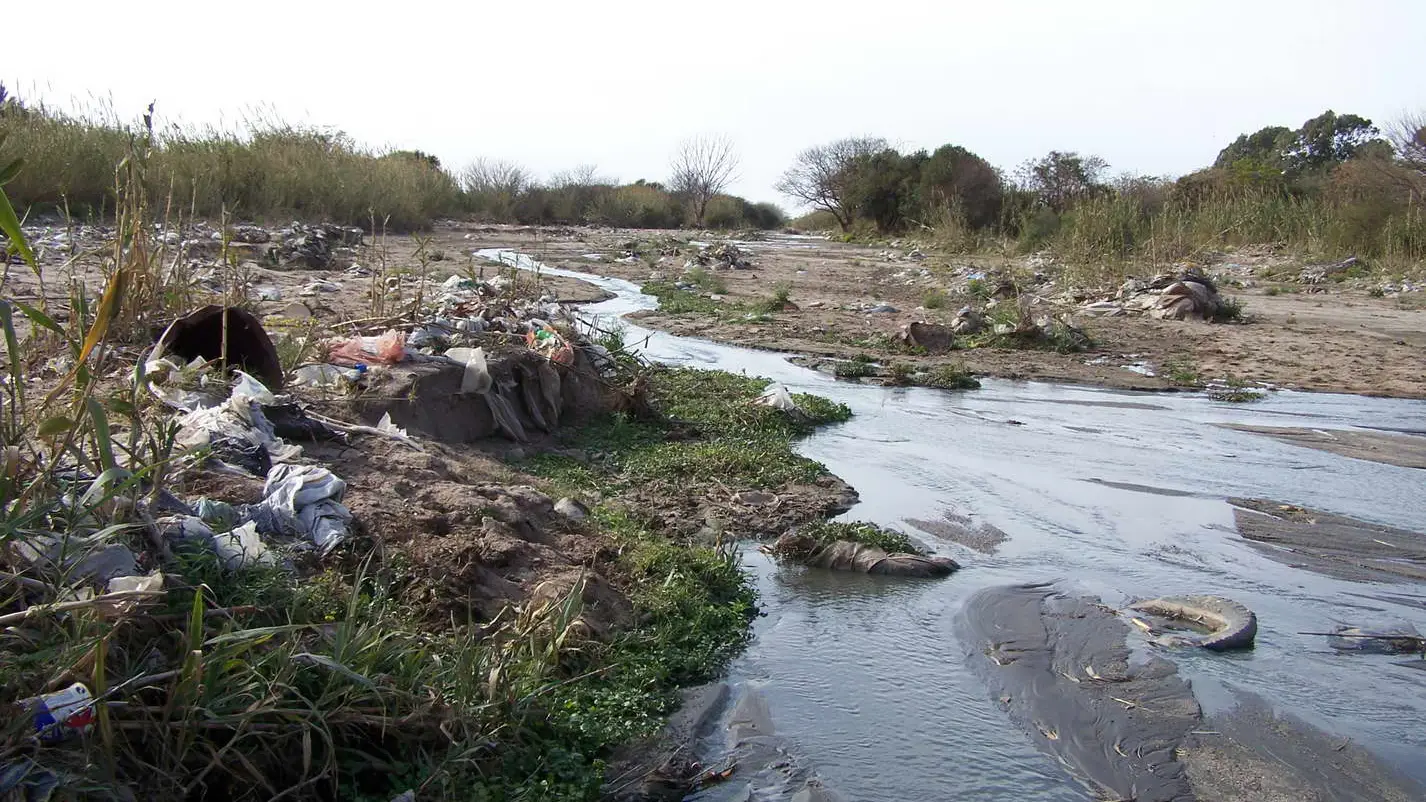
[444,346,492,394]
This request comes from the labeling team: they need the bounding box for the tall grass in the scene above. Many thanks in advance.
[1032,185,1426,284]
[1,101,461,230]
[0,93,784,232]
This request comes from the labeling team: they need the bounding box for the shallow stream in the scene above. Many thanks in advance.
[482,246,1426,800]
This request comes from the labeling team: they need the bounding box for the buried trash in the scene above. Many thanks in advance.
[766,527,959,578]
[1300,623,1426,655]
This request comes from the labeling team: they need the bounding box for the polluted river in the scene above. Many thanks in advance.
[482,246,1426,801]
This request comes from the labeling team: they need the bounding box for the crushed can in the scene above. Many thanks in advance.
[22,682,95,741]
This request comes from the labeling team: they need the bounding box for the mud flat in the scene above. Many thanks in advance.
[1231,497,1426,583]
[1221,424,1426,469]
[957,584,1425,802]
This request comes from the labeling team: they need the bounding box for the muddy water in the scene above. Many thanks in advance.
[481,248,1426,800]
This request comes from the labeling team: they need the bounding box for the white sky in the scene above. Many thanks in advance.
[7,0,1425,207]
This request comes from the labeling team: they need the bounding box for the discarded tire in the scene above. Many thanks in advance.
[1129,594,1258,651]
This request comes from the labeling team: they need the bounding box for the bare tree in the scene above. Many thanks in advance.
[668,135,739,227]
[1389,111,1426,176]
[460,158,531,195]
[549,164,611,188]
[774,137,887,231]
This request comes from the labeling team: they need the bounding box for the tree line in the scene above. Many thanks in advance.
[776,110,1426,261]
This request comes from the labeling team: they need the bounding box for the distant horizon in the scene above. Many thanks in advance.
[7,0,1424,209]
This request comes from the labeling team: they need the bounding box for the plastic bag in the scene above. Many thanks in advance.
[250,464,352,555]
[328,329,407,366]
[753,383,797,412]
[445,347,492,394]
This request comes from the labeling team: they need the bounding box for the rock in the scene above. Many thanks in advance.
[554,497,589,522]
[895,321,955,353]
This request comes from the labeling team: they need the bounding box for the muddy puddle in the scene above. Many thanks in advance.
[482,244,1426,800]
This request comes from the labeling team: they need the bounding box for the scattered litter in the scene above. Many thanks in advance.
[164,516,276,570]
[5,536,138,586]
[0,757,61,798]
[554,497,589,522]
[254,285,282,301]
[22,683,95,742]
[300,279,342,296]
[753,383,798,412]
[1153,275,1223,321]
[377,412,409,439]
[328,329,407,366]
[195,499,241,531]
[291,363,348,387]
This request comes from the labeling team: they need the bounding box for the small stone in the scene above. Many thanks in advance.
[554,497,589,521]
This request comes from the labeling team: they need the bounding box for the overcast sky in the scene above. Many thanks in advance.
[7,0,1425,207]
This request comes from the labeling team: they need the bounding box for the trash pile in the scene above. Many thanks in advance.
[138,353,356,565]
[398,272,585,365]
[1079,271,1228,322]
[7,219,365,274]
[264,222,365,269]
[687,242,753,270]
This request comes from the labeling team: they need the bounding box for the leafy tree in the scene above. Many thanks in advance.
[1213,126,1294,169]
[844,148,925,231]
[1285,110,1381,175]
[775,137,888,231]
[918,144,1003,229]
[1017,150,1109,212]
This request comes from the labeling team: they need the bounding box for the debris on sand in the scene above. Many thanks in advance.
[895,321,955,353]
[265,222,364,270]
[1323,623,1424,655]
[1080,271,1237,323]
[686,242,753,270]
[1152,274,1224,321]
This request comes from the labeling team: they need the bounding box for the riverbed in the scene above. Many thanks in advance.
[482,248,1426,800]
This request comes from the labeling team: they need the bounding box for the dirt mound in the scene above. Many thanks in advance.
[312,439,628,627]
[343,348,625,444]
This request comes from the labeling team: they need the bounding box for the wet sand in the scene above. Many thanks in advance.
[1222,424,1426,469]
[1231,497,1426,583]
[958,584,1425,802]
